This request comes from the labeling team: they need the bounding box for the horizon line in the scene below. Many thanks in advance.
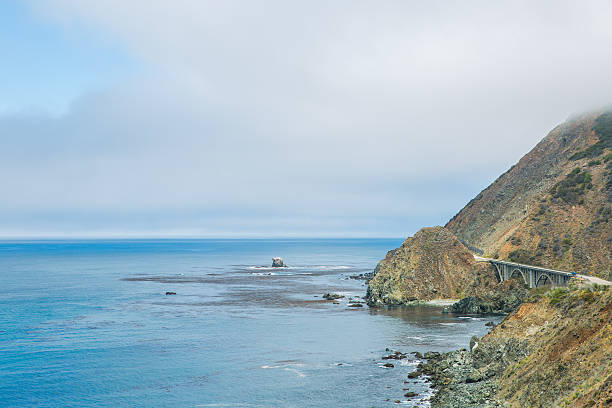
[0,234,406,240]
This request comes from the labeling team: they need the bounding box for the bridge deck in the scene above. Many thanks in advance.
[483,258,574,277]
[474,256,610,286]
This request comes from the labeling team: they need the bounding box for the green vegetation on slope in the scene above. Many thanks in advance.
[570,111,612,160]
[551,168,592,204]
[605,155,612,202]
[445,112,611,276]
[507,248,542,266]
[423,283,612,408]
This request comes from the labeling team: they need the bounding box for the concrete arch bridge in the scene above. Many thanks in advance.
[474,258,578,288]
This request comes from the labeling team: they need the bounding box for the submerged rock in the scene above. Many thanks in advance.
[348,272,375,281]
[323,293,344,300]
[272,257,286,267]
[407,370,421,378]
[382,351,407,360]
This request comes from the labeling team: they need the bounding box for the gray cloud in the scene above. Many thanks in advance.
[4,0,612,236]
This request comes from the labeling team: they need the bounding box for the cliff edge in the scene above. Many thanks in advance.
[368,111,611,306]
[366,226,499,304]
[422,283,612,407]
[446,111,612,279]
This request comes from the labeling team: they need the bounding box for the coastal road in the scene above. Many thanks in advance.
[473,255,611,286]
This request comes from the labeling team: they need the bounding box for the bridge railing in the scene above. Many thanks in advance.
[484,259,575,277]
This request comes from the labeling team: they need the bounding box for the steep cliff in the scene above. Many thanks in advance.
[446,111,612,279]
[422,283,612,408]
[370,111,612,407]
[366,226,499,304]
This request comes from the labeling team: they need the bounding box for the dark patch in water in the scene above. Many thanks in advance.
[123,264,371,310]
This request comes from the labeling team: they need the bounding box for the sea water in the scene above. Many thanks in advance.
[0,239,500,407]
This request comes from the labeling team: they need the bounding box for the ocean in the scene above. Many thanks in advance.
[0,239,499,407]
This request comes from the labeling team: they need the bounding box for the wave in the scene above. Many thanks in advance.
[247,266,296,271]
[261,361,307,377]
[312,265,351,270]
[246,265,351,271]
[283,367,306,378]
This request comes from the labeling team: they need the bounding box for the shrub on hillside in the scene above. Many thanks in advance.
[570,111,612,160]
[551,168,592,204]
[547,287,569,305]
[507,249,541,266]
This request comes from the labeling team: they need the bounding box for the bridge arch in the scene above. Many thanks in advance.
[509,268,529,286]
[536,273,553,288]
[492,263,503,282]
[487,259,575,289]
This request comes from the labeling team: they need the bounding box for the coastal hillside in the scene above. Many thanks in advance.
[366,227,498,304]
[423,283,612,407]
[446,111,612,279]
[492,285,612,407]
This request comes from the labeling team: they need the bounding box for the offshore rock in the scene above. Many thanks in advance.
[322,293,344,300]
[271,257,286,267]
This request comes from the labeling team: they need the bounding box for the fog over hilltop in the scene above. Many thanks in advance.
[3,1,612,237]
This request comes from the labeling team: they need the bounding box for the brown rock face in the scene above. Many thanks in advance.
[446,111,612,279]
[489,286,612,407]
[424,285,612,408]
[366,226,498,304]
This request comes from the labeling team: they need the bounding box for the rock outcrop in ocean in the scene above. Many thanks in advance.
[271,257,286,267]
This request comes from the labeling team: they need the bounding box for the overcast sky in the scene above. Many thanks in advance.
[2,1,612,237]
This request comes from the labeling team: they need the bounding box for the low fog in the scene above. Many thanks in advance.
[3,0,612,236]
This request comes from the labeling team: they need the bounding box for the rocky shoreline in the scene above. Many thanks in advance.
[363,110,612,406]
[372,284,611,406]
[403,283,612,407]
[415,336,528,408]
[378,309,510,407]
[449,280,528,315]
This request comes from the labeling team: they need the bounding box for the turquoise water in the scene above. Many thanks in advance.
[0,239,498,407]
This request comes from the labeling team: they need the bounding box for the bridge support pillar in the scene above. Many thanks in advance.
[488,260,573,288]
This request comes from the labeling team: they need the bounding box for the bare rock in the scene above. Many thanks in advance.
[272,257,286,267]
